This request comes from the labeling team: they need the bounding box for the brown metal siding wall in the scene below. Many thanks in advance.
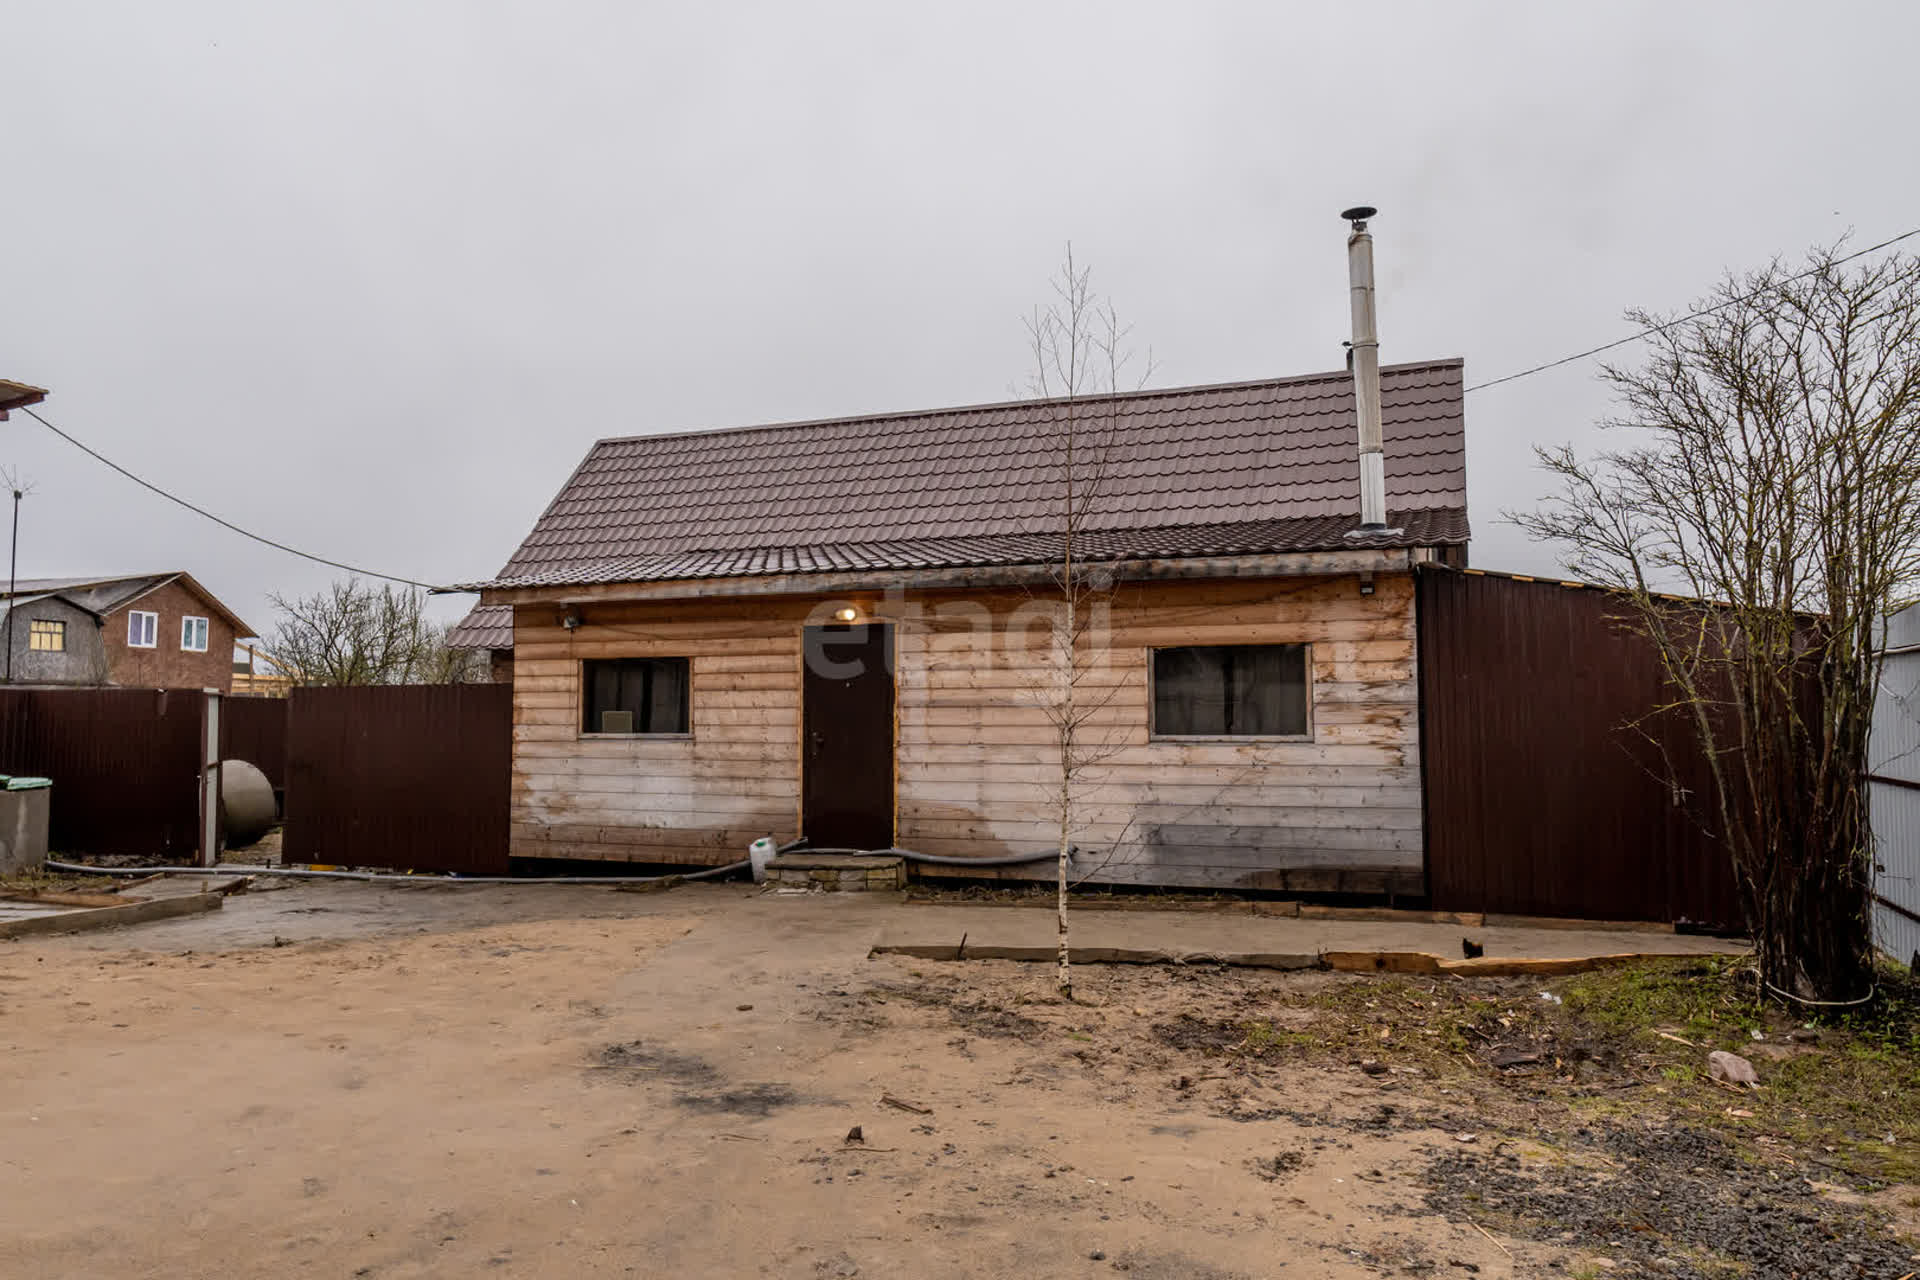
[222,697,289,792]
[284,684,511,874]
[1417,569,1740,929]
[0,688,203,858]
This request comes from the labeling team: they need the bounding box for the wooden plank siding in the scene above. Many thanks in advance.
[892,575,1421,892]
[506,573,1422,891]
[511,597,805,863]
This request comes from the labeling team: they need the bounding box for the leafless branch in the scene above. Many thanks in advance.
[1510,240,1920,1002]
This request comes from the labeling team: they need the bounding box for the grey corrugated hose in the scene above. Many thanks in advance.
[44,859,751,885]
[787,845,1062,867]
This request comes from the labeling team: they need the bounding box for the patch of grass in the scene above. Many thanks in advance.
[1239,1020,1315,1056]
[1272,957,1920,1184]
[1556,955,1767,1039]
[1545,956,1920,1184]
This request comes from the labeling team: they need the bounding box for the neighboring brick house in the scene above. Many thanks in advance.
[0,573,254,692]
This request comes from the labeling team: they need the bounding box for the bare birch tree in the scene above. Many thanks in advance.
[1514,243,1920,1005]
[1024,246,1153,999]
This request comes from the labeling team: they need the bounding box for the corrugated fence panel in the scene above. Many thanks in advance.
[0,688,203,859]
[284,684,511,874]
[223,696,289,792]
[1871,625,1920,960]
[1418,569,1740,929]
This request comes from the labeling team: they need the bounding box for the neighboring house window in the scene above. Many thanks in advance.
[28,619,64,652]
[1151,643,1310,738]
[127,610,158,648]
[582,657,690,734]
[181,616,209,652]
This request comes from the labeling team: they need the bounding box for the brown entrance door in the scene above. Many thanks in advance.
[801,623,895,850]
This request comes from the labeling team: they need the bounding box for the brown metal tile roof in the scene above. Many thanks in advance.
[476,359,1467,591]
[446,603,514,650]
[479,510,1468,591]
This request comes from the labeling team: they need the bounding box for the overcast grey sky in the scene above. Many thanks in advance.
[6,2,1917,637]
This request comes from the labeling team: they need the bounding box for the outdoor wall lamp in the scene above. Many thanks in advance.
[560,608,583,630]
[1357,573,1375,597]
[834,606,860,623]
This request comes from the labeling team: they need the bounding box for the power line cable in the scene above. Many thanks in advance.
[18,406,445,591]
[1464,225,1920,394]
[19,224,1920,587]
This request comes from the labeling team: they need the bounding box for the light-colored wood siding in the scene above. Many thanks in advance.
[510,598,805,864]
[506,574,1421,891]
[893,575,1420,892]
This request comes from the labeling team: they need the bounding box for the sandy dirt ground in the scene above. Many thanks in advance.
[0,880,1874,1278]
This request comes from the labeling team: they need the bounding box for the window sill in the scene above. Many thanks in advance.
[578,732,694,741]
[1148,733,1314,744]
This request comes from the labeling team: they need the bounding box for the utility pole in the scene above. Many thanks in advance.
[0,381,50,687]
[3,475,23,685]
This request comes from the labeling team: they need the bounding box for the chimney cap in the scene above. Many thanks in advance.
[1340,205,1377,225]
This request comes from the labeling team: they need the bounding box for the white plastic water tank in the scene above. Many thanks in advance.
[748,836,777,883]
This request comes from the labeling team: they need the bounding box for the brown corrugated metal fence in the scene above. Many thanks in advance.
[1417,567,1741,929]
[223,696,289,793]
[283,684,511,873]
[0,688,204,859]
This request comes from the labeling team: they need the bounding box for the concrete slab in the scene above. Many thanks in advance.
[21,876,1745,973]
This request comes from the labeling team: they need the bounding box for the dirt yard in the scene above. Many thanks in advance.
[2,880,1916,1278]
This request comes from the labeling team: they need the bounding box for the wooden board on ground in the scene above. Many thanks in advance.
[874,943,1722,978]
[0,892,222,941]
[0,890,130,909]
[869,941,1322,970]
[898,894,1484,927]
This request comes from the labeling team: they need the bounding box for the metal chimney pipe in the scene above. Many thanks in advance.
[1342,205,1387,530]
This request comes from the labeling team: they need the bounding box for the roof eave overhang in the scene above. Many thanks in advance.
[0,381,47,417]
[480,545,1444,607]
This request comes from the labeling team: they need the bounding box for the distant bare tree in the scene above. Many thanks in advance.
[413,621,486,684]
[1024,245,1153,999]
[1515,242,1920,1006]
[270,579,477,686]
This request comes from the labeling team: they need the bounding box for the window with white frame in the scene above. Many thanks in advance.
[127,610,158,648]
[181,615,209,652]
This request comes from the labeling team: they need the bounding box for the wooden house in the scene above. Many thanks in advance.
[461,337,1470,895]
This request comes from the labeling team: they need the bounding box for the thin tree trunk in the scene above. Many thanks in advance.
[1057,473,1076,1000]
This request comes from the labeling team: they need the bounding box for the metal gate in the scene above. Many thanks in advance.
[283,683,511,874]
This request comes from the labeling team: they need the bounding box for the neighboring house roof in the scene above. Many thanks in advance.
[0,572,256,638]
[469,359,1468,592]
[447,603,514,650]
[0,592,103,623]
